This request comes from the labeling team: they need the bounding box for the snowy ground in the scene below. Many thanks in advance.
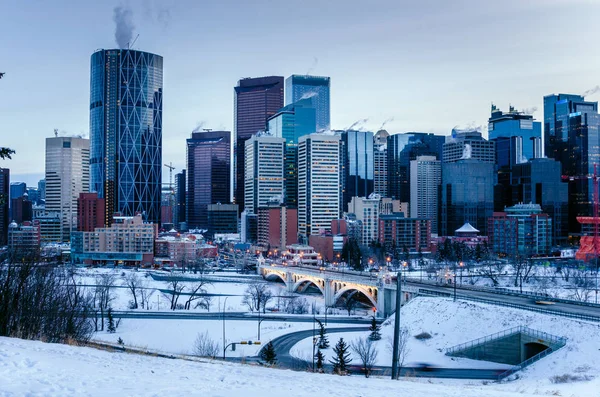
[0,336,564,397]
[292,297,600,397]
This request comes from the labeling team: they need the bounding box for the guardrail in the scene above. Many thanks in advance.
[446,326,566,355]
[417,289,600,323]
[497,340,568,380]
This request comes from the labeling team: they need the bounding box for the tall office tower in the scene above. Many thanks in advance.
[26,188,38,205]
[410,156,441,234]
[186,131,231,230]
[298,134,341,237]
[440,159,495,236]
[234,77,284,211]
[267,98,317,207]
[37,179,46,203]
[373,130,389,196]
[442,129,496,163]
[511,158,568,245]
[244,134,285,215]
[45,136,90,242]
[10,196,33,224]
[348,195,380,246]
[387,132,445,202]
[174,170,186,229]
[90,49,163,225]
[10,182,26,200]
[285,75,330,131]
[544,93,600,232]
[0,168,9,245]
[77,192,105,232]
[341,130,374,211]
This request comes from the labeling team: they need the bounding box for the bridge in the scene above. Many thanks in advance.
[258,264,417,317]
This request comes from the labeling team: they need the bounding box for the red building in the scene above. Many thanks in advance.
[77,193,106,231]
[257,206,297,249]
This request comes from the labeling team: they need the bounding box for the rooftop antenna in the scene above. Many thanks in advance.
[128,34,140,49]
[54,128,58,137]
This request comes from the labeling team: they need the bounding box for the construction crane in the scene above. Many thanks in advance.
[562,164,600,261]
[164,162,175,193]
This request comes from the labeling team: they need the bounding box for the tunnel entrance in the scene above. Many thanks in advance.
[524,342,549,360]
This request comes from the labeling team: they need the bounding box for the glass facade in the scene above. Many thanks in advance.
[342,130,374,211]
[285,75,330,132]
[387,132,444,202]
[0,168,9,246]
[90,49,163,225]
[186,131,231,229]
[234,77,284,211]
[174,170,186,228]
[488,105,542,161]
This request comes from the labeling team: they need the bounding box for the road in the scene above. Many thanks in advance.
[264,326,507,380]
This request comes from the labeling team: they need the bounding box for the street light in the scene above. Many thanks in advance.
[391,261,402,380]
[459,261,464,286]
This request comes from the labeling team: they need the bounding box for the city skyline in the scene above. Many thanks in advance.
[1,0,600,186]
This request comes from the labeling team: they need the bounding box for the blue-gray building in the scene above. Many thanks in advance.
[544,93,599,232]
[341,130,374,211]
[10,182,26,201]
[89,49,163,225]
[440,159,496,236]
[388,133,444,202]
[488,105,542,162]
[285,75,330,132]
[267,99,317,207]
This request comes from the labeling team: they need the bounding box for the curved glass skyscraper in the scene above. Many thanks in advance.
[90,49,163,225]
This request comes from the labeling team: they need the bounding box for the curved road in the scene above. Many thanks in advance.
[264,326,507,380]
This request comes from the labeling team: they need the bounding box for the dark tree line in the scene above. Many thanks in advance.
[0,252,94,343]
[342,238,362,270]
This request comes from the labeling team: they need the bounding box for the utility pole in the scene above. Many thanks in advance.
[391,268,402,379]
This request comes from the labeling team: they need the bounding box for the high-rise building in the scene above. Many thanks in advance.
[442,129,495,164]
[45,136,90,242]
[37,178,46,203]
[342,130,374,211]
[285,75,330,132]
[244,134,285,214]
[234,77,284,211]
[544,93,599,232]
[0,168,9,246]
[10,182,26,201]
[77,192,106,232]
[440,159,495,236]
[207,203,239,238]
[348,196,380,246]
[373,130,389,196]
[90,49,163,225]
[387,132,444,202]
[378,213,431,252]
[511,158,568,245]
[26,188,39,206]
[10,196,33,224]
[488,105,542,161]
[257,205,298,249]
[410,156,441,234]
[186,131,231,230]
[298,134,341,237]
[267,98,317,207]
[174,170,186,229]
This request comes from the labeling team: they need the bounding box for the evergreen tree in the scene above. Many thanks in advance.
[260,341,277,365]
[107,307,116,333]
[315,348,325,372]
[368,316,381,341]
[316,319,329,349]
[330,338,352,375]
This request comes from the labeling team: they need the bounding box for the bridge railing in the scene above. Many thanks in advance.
[263,264,380,287]
[417,289,600,323]
[497,340,568,380]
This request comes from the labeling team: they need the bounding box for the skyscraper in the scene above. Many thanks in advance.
[0,168,9,245]
[186,131,231,230]
[45,136,90,241]
[298,134,341,237]
[37,179,46,203]
[285,75,331,132]
[90,49,163,225]
[267,98,317,207]
[544,93,600,232]
[234,77,284,211]
[442,129,495,164]
[342,130,374,212]
[488,105,542,161]
[387,132,444,202]
[174,170,186,229]
[10,182,26,201]
[244,134,285,215]
[373,130,389,196]
[410,156,441,234]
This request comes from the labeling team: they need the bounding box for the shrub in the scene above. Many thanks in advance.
[550,374,593,384]
[414,332,432,340]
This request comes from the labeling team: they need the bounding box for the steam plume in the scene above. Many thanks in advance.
[583,86,600,97]
[346,118,369,131]
[521,106,538,115]
[192,121,207,133]
[113,5,135,49]
[306,57,318,75]
[299,91,317,100]
[379,117,394,131]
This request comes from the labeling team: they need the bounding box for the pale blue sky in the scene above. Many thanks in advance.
[1,0,599,186]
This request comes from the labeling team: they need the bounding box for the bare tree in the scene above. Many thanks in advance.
[193,331,220,358]
[162,274,185,310]
[569,287,593,302]
[242,282,273,313]
[388,327,410,375]
[95,273,116,331]
[184,278,211,310]
[351,337,378,378]
[512,254,536,292]
[123,272,143,309]
[478,261,505,287]
[341,293,358,316]
[139,284,155,310]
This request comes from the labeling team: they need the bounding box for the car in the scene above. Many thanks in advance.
[415,363,437,372]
